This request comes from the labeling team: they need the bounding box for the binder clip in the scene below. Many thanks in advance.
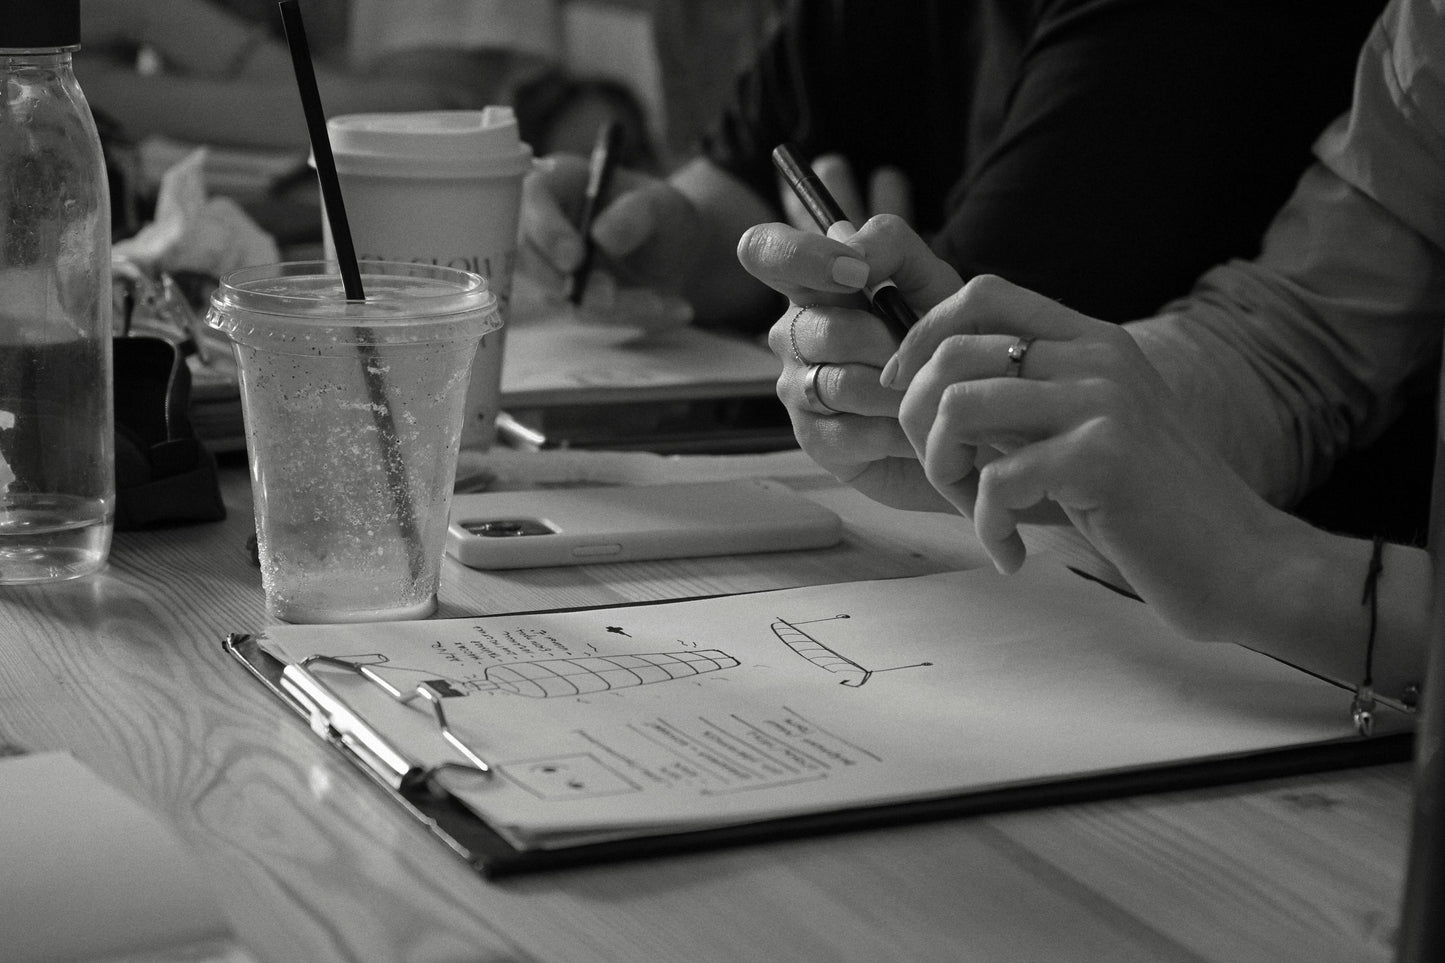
[281,654,493,795]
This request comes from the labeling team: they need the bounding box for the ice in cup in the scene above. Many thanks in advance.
[320,107,532,448]
[207,261,500,623]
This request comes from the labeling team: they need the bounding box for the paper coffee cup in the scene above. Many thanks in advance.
[318,107,533,448]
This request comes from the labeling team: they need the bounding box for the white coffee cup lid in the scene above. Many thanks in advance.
[319,107,535,179]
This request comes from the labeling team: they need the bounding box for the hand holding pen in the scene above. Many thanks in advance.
[518,120,696,328]
[771,143,917,341]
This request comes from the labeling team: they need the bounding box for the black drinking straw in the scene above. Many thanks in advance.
[277,0,425,586]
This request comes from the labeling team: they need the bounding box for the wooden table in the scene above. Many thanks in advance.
[0,463,1413,963]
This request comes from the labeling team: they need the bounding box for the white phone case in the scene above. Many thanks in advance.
[446,478,842,569]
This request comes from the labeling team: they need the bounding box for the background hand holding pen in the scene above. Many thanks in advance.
[520,129,703,332]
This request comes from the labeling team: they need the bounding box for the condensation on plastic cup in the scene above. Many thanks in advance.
[207,260,501,623]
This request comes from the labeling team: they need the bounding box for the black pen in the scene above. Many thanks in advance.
[771,143,917,341]
[568,120,623,305]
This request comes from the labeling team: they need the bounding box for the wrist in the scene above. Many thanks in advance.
[1251,516,1427,711]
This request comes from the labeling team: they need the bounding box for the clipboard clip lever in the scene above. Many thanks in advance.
[282,654,493,793]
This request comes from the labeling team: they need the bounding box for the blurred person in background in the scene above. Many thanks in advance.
[76,0,566,152]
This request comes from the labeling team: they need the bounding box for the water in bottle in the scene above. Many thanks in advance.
[0,0,114,582]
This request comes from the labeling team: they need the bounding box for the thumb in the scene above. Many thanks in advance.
[843,214,962,316]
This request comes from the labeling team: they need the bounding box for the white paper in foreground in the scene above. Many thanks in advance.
[261,558,1399,850]
[0,751,239,962]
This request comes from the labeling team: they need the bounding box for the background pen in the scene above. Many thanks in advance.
[568,119,623,305]
[771,142,917,341]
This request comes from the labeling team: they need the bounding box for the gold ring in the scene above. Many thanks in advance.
[802,363,838,414]
[788,304,811,366]
[1004,336,1036,378]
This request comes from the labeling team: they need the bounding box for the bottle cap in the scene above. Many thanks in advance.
[0,0,81,49]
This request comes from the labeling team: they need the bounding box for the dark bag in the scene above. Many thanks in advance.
[114,336,226,530]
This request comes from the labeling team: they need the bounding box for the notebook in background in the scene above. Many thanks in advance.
[497,311,790,452]
[0,750,249,963]
[499,315,779,408]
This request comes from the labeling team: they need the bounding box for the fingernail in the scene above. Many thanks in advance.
[879,354,900,388]
[831,256,870,289]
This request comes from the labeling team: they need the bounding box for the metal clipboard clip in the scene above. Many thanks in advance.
[280,654,492,793]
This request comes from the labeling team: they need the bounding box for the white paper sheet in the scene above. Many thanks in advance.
[0,752,239,962]
[261,558,1403,851]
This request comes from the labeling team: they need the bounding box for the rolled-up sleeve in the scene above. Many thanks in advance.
[1127,0,1445,508]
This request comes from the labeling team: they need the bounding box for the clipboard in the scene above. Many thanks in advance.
[223,567,1414,880]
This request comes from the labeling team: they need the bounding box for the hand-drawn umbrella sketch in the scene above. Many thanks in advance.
[770,615,931,686]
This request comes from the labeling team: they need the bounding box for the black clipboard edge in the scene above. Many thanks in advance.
[223,632,1414,880]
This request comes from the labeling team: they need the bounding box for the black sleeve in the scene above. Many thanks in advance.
[933,0,1383,321]
[702,0,1382,324]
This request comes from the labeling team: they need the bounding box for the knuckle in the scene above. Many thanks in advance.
[959,273,1009,305]
[976,456,1014,493]
[865,212,910,240]
[777,371,804,411]
[1073,338,1125,374]
[934,384,987,447]
[896,380,925,420]
[767,318,793,360]
[932,334,973,369]
[1075,415,1131,461]
[937,379,975,415]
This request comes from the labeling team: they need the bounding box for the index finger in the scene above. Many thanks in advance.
[888,274,1103,389]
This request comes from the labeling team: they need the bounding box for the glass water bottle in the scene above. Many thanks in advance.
[0,0,113,582]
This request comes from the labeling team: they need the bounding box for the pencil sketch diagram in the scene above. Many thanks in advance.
[331,649,739,699]
[770,615,931,687]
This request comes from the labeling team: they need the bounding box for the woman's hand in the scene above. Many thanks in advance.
[738,215,962,511]
[519,154,702,331]
[887,274,1284,640]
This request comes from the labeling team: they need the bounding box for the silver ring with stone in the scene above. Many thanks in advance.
[1004,336,1036,378]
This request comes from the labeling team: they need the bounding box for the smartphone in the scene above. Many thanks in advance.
[446,479,843,569]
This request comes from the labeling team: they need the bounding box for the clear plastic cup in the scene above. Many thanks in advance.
[207,261,500,623]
